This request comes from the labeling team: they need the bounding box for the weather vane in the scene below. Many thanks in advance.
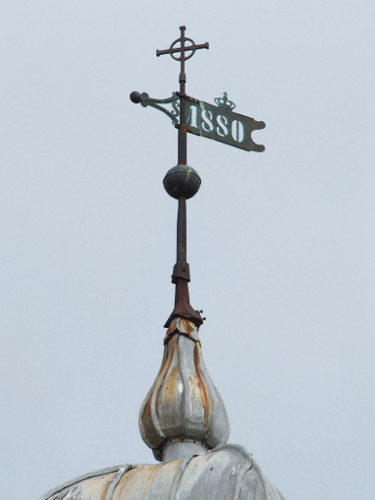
[130,26,265,328]
[130,26,265,156]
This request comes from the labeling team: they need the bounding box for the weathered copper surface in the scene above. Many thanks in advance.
[139,317,230,462]
[182,93,266,152]
[39,445,286,500]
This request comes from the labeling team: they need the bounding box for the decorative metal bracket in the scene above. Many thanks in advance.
[130,91,180,126]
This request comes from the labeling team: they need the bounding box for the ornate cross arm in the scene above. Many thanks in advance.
[130,91,180,126]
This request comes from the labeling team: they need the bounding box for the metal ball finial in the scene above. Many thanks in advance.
[130,91,142,103]
[163,165,201,199]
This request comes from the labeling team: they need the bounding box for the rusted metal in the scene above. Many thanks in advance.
[162,169,203,327]
[139,317,229,462]
[104,468,128,500]
[164,279,203,328]
[130,26,266,330]
[164,317,199,345]
[39,447,286,500]
[193,342,209,420]
[166,317,195,338]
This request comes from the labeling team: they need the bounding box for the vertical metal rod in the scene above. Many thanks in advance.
[178,99,187,165]
[162,26,204,327]
[179,26,186,94]
[178,25,187,165]
[177,197,187,263]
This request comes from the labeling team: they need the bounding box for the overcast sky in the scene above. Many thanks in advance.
[1,1,374,499]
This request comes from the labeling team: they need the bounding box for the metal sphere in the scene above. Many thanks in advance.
[129,91,142,103]
[163,165,201,199]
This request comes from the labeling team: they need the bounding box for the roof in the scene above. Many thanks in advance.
[39,444,285,500]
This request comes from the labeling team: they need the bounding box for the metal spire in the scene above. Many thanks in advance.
[130,26,265,329]
[132,26,209,328]
[133,28,229,462]
[131,27,264,460]
[157,26,209,328]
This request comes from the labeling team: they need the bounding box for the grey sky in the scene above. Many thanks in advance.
[1,1,374,499]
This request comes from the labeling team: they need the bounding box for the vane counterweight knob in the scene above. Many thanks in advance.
[163,165,201,199]
[130,91,142,103]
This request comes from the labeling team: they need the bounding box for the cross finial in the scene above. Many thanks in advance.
[156,26,209,94]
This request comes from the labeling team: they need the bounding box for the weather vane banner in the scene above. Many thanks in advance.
[183,93,265,152]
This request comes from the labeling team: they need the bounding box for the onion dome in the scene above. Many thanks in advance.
[139,317,230,461]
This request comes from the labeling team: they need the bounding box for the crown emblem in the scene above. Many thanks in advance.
[214,92,236,111]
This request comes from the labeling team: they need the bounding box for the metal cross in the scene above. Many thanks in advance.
[156,26,208,166]
[156,25,209,95]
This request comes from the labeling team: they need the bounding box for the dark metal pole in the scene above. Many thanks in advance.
[178,26,187,165]
[177,197,187,264]
[177,27,187,269]
[132,26,209,327]
[178,100,187,165]
[158,26,204,327]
